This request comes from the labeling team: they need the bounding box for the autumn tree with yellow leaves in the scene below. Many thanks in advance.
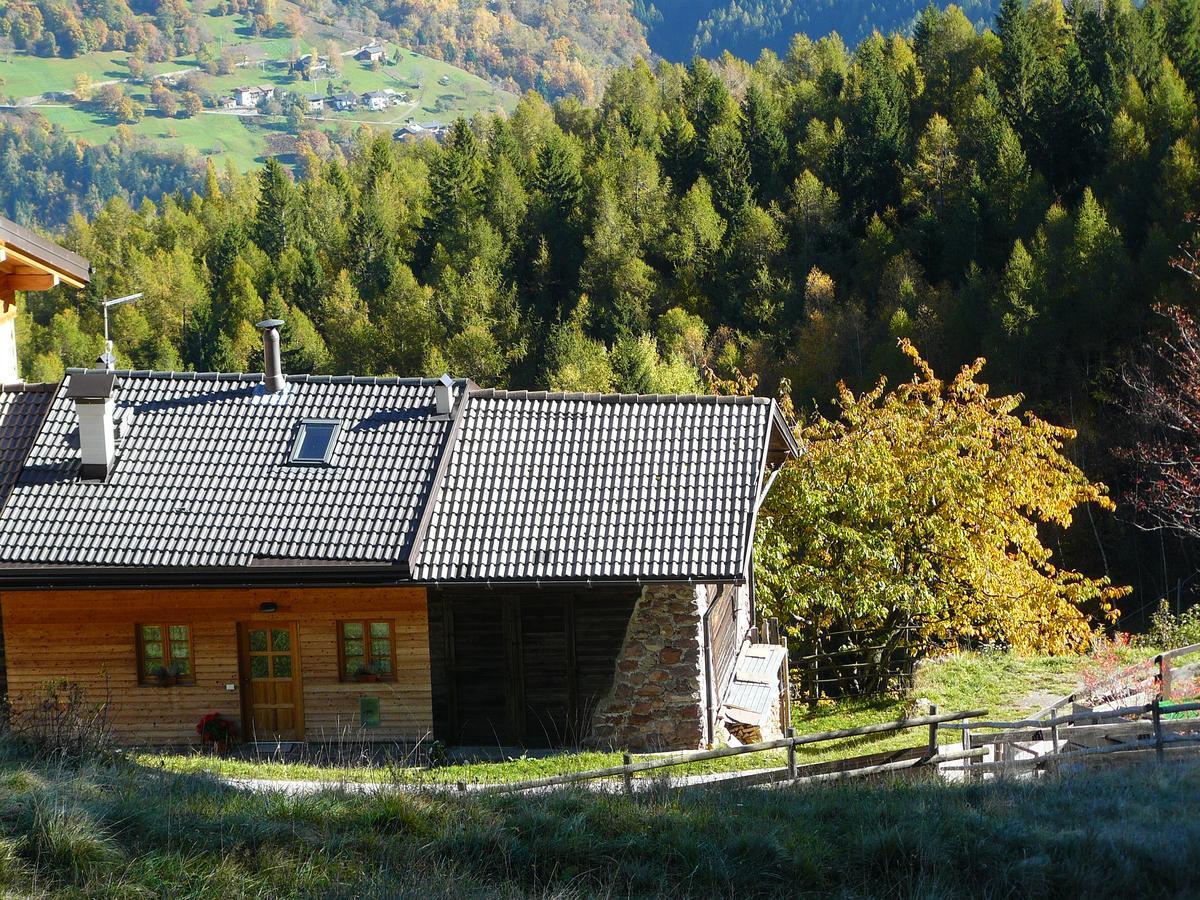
[756,341,1127,672]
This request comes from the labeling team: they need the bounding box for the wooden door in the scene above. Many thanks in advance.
[239,622,304,742]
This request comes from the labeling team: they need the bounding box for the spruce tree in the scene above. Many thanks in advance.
[253,156,294,259]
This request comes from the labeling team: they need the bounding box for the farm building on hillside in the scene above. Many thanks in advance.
[355,44,385,63]
[0,224,797,752]
[362,90,389,111]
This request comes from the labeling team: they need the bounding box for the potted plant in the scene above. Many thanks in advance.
[354,662,381,683]
[196,712,239,755]
[157,661,189,687]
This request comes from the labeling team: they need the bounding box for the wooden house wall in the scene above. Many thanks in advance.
[0,586,431,745]
[428,586,639,746]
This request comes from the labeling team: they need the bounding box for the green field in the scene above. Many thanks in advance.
[32,104,267,169]
[0,0,516,169]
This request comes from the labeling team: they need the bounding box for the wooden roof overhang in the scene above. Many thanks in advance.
[0,217,91,320]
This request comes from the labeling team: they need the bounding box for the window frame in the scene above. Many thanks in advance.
[336,619,397,682]
[136,623,195,686]
[289,418,341,466]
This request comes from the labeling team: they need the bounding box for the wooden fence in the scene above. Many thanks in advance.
[493,707,987,794]
[485,643,1200,796]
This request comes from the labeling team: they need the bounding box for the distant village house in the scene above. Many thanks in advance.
[362,90,389,111]
[355,44,385,63]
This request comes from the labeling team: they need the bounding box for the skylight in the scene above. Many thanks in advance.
[291,419,340,465]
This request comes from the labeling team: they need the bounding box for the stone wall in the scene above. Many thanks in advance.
[588,583,709,751]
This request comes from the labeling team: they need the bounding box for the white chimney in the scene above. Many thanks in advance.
[256,318,286,393]
[435,373,454,416]
[67,372,117,481]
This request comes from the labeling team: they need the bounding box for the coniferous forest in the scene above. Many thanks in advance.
[13,0,1200,610]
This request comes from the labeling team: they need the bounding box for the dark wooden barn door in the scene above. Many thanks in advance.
[444,596,509,744]
[519,594,574,746]
[432,589,638,747]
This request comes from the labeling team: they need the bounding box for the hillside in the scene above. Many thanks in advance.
[642,0,999,60]
[0,0,517,172]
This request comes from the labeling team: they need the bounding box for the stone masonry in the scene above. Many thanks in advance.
[589,583,710,751]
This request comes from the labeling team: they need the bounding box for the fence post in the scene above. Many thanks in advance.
[1050,717,1060,756]
[960,724,973,782]
[1152,699,1164,763]
[927,703,939,760]
[786,727,797,781]
[622,753,633,795]
[781,633,792,735]
[809,622,820,710]
[1158,653,1173,702]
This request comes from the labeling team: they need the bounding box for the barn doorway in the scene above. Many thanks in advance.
[430,588,638,747]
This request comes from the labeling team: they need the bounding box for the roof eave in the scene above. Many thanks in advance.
[0,562,412,591]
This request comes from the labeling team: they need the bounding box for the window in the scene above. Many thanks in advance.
[137,624,193,685]
[338,620,395,680]
[290,419,340,465]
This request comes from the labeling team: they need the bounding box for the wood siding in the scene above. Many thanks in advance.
[0,586,431,745]
[429,587,638,746]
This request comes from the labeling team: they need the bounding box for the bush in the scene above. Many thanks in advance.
[6,679,113,764]
[1143,600,1200,650]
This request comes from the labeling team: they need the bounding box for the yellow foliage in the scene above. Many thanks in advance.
[756,341,1128,655]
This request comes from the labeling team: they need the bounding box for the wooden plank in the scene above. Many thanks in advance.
[0,273,57,292]
[2,586,430,745]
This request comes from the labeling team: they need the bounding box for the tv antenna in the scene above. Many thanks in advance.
[100,292,142,370]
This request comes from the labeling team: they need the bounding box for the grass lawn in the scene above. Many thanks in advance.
[1,747,1198,897]
[141,650,1114,787]
[33,104,268,169]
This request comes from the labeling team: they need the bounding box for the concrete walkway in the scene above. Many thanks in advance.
[219,765,781,796]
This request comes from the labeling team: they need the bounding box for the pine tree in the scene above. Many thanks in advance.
[254,156,294,259]
[743,82,787,200]
[417,118,484,272]
[996,0,1038,138]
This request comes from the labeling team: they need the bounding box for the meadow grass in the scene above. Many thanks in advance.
[140,650,1106,787]
[1,742,1198,897]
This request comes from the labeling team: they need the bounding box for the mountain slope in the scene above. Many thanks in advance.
[643,0,1000,60]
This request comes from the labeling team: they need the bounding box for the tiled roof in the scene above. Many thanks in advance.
[0,371,463,569]
[409,390,779,583]
[0,383,55,512]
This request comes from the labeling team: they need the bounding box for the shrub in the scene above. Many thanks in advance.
[1143,600,1200,650]
[6,679,113,764]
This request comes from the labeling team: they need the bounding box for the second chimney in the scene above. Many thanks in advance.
[256,319,285,393]
[67,372,118,481]
[435,373,454,416]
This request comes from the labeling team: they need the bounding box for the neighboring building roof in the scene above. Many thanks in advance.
[0,383,55,512]
[409,390,795,583]
[0,371,465,574]
[0,216,91,286]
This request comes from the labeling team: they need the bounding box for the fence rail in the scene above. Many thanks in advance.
[494,707,985,794]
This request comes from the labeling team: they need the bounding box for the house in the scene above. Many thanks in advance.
[394,122,429,142]
[354,44,385,63]
[234,86,262,108]
[0,246,797,750]
[296,53,329,73]
[362,90,389,111]
[305,94,325,113]
[0,216,91,384]
[216,96,238,110]
[330,92,357,111]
